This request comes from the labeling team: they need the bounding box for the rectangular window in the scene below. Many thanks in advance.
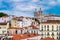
[0,27,1,29]
[44,25,46,31]
[52,25,54,31]
[57,26,58,31]
[2,31,6,34]
[59,26,60,31]
[51,32,54,36]
[15,24,16,26]
[47,25,49,31]
[41,25,43,31]
[47,32,50,36]
[47,25,49,28]
[47,29,49,31]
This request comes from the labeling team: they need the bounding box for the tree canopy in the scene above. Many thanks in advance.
[0,12,8,17]
[32,18,40,24]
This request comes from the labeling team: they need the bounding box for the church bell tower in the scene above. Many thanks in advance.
[34,9,38,18]
[38,8,42,16]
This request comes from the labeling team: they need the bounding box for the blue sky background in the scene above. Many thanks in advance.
[0,0,60,17]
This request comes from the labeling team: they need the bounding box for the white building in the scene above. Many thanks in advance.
[18,17,32,28]
[0,15,14,23]
[39,20,60,39]
[0,22,9,36]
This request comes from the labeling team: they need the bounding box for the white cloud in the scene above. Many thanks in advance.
[12,0,21,2]
[32,0,39,2]
[49,1,56,6]
[0,10,33,17]
[9,0,23,2]
[57,0,60,4]
[57,0,60,2]
[11,11,33,17]
[0,0,59,17]
[13,3,37,11]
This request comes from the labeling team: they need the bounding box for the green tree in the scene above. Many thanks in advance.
[0,12,8,17]
[32,18,40,24]
[58,38,60,40]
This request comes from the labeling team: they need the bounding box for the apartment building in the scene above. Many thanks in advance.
[39,20,60,40]
[11,18,18,28]
[0,22,9,36]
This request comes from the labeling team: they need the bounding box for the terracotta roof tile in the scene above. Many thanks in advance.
[19,16,24,18]
[11,33,39,40]
[0,22,7,25]
[2,15,9,18]
[41,37,54,40]
[8,27,24,30]
[41,20,60,24]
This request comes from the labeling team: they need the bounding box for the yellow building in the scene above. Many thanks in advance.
[0,22,9,35]
[11,18,18,28]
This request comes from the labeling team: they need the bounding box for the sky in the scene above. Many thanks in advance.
[0,0,60,17]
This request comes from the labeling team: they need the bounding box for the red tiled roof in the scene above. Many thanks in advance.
[12,18,18,20]
[0,22,7,25]
[2,15,9,18]
[41,20,60,24]
[19,16,24,18]
[8,26,31,30]
[8,27,24,30]
[11,33,39,40]
[41,37,54,40]
[12,33,38,40]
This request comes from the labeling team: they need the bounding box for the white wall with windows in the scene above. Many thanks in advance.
[40,23,60,39]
